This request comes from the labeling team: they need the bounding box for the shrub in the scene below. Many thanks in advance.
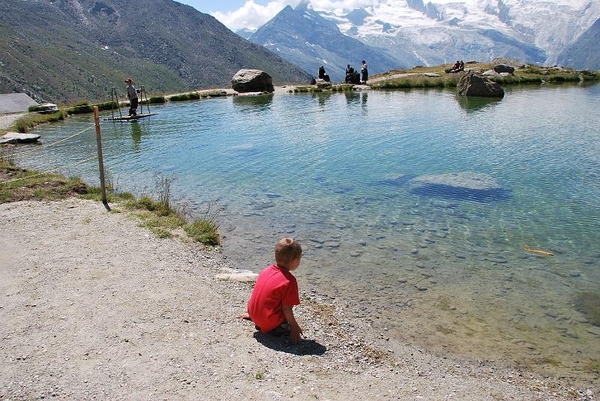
[148,96,166,104]
[68,102,94,114]
[183,203,221,245]
[184,218,220,245]
[14,111,67,133]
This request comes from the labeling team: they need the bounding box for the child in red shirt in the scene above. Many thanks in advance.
[243,238,303,344]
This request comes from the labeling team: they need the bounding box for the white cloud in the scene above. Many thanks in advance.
[214,1,297,31]
[214,0,382,31]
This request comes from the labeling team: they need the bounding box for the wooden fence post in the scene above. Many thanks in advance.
[93,106,111,211]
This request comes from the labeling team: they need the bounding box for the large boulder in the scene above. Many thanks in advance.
[231,69,274,93]
[315,78,332,89]
[409,172,505,201]
[457,71,504,98]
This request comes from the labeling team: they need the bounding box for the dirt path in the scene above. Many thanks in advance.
[0,113,25,132]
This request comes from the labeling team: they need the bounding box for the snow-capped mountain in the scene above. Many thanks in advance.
[327,0,598,65]
[246,0,600,79]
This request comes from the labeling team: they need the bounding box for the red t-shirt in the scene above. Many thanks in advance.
[247,264,300,333]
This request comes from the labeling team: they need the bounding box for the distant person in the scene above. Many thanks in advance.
[361,60,368,83]
[241,238,304,344]
[318,66,330,82]
[125,78,138,116]
[345,64,355,83]
[445,61,462,73]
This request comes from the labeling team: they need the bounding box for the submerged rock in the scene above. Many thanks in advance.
[409,172,505,201]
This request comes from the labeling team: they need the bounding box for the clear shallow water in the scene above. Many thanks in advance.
[13,84,600,383]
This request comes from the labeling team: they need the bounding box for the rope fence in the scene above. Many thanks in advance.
[0,124,95,159]
[1,107,110,209]
[0,155,98,185]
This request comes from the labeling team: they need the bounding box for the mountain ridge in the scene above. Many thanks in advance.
[0,0,313,103]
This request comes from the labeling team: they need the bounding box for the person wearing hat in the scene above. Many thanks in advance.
[125,78,138,116]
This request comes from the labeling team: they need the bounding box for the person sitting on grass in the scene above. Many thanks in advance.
[241,237,304,344]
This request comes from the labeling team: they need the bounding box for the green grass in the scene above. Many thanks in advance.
[14,111,68,133]
[0,157,221,246]
[148,96,167,104]
[169,92,201,101]
[184,217,220,246]
[368,62,599,90]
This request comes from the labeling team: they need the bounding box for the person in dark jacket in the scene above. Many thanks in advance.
[361,60,368,84]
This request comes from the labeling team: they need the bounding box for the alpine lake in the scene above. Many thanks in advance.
[15,82,600,387]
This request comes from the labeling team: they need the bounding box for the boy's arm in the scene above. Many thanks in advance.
[282,305,302,344]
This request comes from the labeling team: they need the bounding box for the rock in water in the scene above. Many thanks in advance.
[409,172,505,201]
[457,71,504,98]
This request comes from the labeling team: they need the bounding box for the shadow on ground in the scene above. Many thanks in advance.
[253,331,327,356]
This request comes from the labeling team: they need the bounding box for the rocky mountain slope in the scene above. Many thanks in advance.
[246,0,600,80]
[557,18,600,70]
[0,0,313,103]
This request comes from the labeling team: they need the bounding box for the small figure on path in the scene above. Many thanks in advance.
[240,238,304,344]
[125,78,139,116]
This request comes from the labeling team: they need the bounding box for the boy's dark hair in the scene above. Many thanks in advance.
[275,238,302,266]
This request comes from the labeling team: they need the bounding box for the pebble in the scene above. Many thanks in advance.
[587,326,600,336]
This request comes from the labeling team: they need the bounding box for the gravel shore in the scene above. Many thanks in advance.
[0,198,595,400]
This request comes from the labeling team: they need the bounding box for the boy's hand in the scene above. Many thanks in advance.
[290,325,303,344]
[282,305,302,344]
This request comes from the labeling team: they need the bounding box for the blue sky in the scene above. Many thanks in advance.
[177,0,300,31]
[177,0,258,14]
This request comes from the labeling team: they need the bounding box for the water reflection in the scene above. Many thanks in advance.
[344,91,361,104]
[232,93,273,110]
[455,94,503,111]
[313,92,333,107]
[131,121,142,150]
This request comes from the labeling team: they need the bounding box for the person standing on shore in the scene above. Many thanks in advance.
[125,78,138,117]
[361,60,369,84]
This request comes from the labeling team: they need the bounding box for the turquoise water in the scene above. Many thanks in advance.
[13,84,600,383]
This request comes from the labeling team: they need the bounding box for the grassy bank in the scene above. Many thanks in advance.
[0,154,220,246]
[369,61,599,90]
